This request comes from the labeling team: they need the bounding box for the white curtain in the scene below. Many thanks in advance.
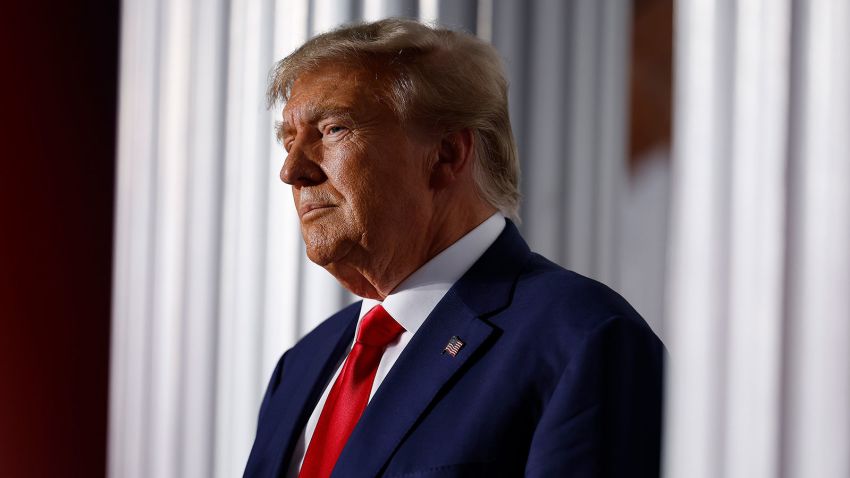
[109,1,639,477]
[664,1,850,477]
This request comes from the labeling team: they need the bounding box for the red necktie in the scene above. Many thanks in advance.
[298,305,404,478]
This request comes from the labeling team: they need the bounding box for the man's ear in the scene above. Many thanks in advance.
[430,129,475,190]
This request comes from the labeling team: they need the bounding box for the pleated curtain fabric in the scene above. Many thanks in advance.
[664,1,850,477]
[109,1,850,477]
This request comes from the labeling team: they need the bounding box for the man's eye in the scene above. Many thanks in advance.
[327,126,346,135]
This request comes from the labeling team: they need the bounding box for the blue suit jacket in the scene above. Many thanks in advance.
[245,222,664,477]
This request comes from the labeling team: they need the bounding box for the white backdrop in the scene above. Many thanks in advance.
[664,1,850,477]
[110,0,850,477]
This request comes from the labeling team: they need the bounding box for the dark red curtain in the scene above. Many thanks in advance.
[0,1,119,477]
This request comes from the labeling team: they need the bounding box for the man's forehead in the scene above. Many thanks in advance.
[292,61,382,93]
[281,65,394,125]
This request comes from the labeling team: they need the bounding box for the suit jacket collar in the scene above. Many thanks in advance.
[451,219,531,317]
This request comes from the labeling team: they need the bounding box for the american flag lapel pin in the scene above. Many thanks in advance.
[443,336,465,357]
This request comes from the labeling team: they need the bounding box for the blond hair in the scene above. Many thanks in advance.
[268,18,521,221]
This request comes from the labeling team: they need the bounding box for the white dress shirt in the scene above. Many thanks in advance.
[286,212,506,477]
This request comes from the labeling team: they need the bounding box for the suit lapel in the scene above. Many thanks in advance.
[259,306,360,478]
[331,221,532,477]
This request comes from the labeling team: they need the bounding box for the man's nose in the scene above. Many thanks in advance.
[280,140,326,187]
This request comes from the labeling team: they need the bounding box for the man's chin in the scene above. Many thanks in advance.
[303,234,353,268]
[301,226,344,265]
[304,246,338,267]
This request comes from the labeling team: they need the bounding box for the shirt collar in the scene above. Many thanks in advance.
[359,212,506,335]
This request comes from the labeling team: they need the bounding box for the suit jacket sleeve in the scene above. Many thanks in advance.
[525,315,664,477]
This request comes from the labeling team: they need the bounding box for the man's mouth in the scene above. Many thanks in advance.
[299,202,336,219]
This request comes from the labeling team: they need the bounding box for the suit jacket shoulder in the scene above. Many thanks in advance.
[504,249,657,354]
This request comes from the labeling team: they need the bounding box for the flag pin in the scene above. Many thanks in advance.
[443,336,464,357]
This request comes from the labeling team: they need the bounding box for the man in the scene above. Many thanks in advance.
[245,18,663,478]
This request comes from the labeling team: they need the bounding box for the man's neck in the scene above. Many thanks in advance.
[326,201,497,300]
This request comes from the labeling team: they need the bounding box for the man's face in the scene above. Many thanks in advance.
[278,62,437,293]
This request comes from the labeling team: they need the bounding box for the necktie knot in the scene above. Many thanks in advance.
[356,305,405,348]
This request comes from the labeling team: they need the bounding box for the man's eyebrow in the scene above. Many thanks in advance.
[277,104,357,142]
[275,120,286,144]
